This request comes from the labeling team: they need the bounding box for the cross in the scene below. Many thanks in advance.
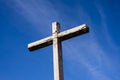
[28,22,89,80]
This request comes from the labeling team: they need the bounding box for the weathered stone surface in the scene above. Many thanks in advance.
[58,24,89,41]
[28,36,53,51]
[52,22,64,80]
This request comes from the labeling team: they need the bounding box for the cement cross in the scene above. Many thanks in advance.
[28,22,89,80]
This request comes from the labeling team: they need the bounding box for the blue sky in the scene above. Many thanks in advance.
[0,0,120,80]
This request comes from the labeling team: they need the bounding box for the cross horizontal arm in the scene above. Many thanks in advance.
[58,24,89,41]
[28,36,53,51]
[28,24,89,51]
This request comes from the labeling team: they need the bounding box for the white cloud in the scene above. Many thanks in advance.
[61,2,119,80]
[5,0,60,34]
[94,2,119,52]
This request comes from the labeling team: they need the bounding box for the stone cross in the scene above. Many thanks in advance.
[28,22,89,80]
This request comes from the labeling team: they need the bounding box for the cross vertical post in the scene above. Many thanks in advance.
[52,22,64,80]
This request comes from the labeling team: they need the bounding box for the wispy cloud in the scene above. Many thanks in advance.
[94,3,120,79]
[5,0,60,34]
[94,2,119,52]
[63,35,113,80]
[62,2,117,80]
